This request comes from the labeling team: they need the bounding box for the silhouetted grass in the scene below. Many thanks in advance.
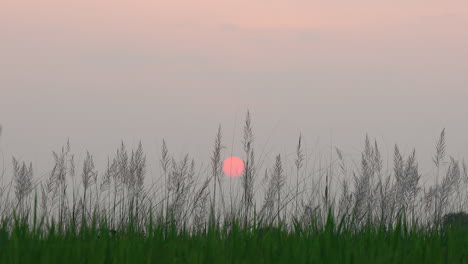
[1,112,468,263]
[1,211,467,263]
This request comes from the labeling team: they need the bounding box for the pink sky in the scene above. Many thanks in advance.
[1,0,468,179]
[2,0,467,71]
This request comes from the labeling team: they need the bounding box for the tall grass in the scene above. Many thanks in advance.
[1,113,468,262]
[1,211,468,263]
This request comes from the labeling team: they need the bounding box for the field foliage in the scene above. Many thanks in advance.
[0,115,467,263]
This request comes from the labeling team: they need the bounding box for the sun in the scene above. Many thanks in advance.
[222,156,244,177]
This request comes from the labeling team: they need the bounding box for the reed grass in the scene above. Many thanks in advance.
[1,112,468,263]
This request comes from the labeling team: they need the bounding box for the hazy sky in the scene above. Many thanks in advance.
[1,0,468,183]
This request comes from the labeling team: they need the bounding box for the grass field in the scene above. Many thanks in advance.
[0,114,468,263]
[1,215,467,263]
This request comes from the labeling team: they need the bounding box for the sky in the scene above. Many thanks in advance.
[1,0,468,186]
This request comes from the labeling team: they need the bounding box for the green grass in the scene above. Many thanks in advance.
[0,216,467,264]
[1,120,467,263]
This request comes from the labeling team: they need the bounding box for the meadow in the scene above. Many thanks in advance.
[0,112,467,263]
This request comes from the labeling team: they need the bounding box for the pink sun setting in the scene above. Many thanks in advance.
[222,156,244,177]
